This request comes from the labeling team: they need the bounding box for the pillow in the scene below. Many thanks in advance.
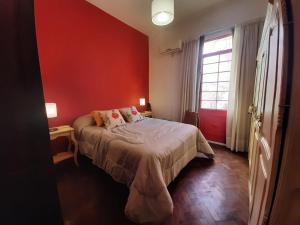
[91,111,104,127]
[119,106,144,123]
[100,109,126,129]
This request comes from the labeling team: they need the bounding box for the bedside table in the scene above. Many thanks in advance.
[49,125,79,166]
[141,111,153,118]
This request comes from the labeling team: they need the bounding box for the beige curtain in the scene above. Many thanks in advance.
[226,21,264,152]
[179,38,204,121]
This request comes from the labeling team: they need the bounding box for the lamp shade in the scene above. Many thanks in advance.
[152,0,174,26]
[45,103,57,118]
[139,98,146,106]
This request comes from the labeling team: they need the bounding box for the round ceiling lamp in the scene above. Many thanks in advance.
[152,0,174,26]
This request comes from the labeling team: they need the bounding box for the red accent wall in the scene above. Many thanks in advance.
[199,109,227,143]
[34,0,149,128]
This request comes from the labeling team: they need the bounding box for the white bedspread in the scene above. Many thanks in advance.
[74,117,214,224]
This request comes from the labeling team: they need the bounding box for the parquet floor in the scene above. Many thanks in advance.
[56,144,249,225]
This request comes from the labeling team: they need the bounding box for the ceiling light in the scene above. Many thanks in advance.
[152,0,174,26]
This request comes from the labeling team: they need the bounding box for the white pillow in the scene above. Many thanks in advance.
[119,106,144,123]
[100,109,126,129]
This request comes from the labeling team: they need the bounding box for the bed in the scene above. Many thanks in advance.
[73,115,214,224]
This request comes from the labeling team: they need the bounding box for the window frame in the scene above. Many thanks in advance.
[200,34,233,111]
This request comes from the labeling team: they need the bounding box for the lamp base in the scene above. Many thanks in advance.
[49,127,58,132]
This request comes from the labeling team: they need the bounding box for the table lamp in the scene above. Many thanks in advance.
[139,98,146,106]
[45,103,58,132]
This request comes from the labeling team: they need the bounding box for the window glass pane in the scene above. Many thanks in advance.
[220,52,232,62]
[203,41,216,55]
[219,72,230,81]
[202,92,217,100]
[202,82,217,91]
[217,101,228,110]
[217,92,229,101]
[219,61,231,72]
[203,55,219,64]
[203,63,218,74]
[201,101,217,109]
[202,73,218,82]
[203,36,232,54]
[201,35,232,111]
[218,82,230,91]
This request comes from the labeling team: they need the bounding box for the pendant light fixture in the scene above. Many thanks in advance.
[152,0,174,26]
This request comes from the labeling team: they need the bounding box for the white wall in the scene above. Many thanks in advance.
[149,0,267,121]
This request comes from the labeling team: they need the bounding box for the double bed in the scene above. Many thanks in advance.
[73,115,214,224]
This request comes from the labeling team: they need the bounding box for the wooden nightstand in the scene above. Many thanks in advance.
[141,111,153,118]
[49,125,79,166]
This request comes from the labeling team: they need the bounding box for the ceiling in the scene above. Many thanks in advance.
[86,0,229,35]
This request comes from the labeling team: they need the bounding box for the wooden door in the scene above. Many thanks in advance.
[268,1,299,224]
[248,1,289,225]
[0,1,64,225]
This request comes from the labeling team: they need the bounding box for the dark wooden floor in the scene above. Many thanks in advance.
[55,145,249,225]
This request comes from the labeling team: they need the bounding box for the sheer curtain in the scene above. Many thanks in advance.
[179,37,204,121]
[226,21,264,152]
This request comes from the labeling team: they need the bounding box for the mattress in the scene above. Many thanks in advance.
[73,115,214,224]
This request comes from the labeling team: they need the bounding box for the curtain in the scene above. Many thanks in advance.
[179,37,204,122]
[226,21,264,152]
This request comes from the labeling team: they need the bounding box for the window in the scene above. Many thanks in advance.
[200,35,233,110]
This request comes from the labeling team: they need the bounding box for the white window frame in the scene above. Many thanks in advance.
[200,34,233,110]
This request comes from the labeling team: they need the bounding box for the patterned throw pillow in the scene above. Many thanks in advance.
[119,106,144,123]
[100,109,126,129]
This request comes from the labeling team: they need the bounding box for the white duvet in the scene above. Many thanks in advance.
[73,116,214,224]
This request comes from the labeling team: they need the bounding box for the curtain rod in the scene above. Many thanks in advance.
[185,16,265,42]
[203,16,264,37]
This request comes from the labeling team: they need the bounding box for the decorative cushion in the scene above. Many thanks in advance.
[119,106,144,123]
[91,111,104,127]
[100,109,126,129]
